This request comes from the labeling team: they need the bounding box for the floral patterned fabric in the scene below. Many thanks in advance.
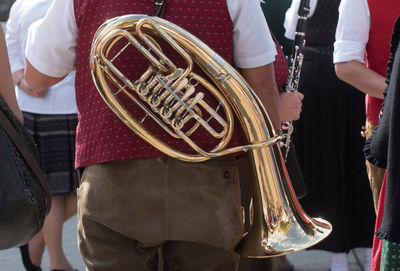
[381,240,400,270]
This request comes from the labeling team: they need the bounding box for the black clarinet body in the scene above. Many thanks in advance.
[280,0,310,199]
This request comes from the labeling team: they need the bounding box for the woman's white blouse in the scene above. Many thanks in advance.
[333,0,370,65]
[283,0,370,65]
[6,0,77,114]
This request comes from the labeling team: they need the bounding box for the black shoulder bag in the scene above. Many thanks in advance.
[0,95,51,249]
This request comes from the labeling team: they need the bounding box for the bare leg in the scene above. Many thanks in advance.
[43,194,77,271]
[28,232,45,267]
[64,193,77,221]
[22,193,77,270]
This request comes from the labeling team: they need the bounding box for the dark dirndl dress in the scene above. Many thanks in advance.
[22,112,78,195]
[293,48,375,253]
[291,0,375,253]
[365,16,400,270]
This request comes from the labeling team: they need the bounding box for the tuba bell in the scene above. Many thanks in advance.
[90,14,332,257]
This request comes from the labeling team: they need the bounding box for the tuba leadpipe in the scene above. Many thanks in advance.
[90,14,332,257]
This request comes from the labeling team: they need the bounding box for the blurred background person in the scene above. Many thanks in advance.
[334,1,400,269]
[334,0,400,215]
[0,21,21,122]
[285,0,375,270]
[6,0,78,270]
[363,16,400,271]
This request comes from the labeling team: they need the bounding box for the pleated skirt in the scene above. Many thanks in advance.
[23,112,78,195]
[292,52,376,252]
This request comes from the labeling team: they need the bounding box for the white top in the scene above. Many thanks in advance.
[283,0,370,65]
[333,0,370,64]
[284,0,318,40]
[25,0,277,79]
[6,0,77,114]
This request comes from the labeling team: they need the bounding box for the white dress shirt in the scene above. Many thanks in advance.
[283,0,369,65]
[25,0,277,79]
[6,0,77,114]
[333,0,370,64]
[284,0,318,40]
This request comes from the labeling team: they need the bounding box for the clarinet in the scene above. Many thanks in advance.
[280,0,311,161]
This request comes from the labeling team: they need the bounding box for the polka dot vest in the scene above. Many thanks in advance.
[271,35,289,91]
[73,0,241,168]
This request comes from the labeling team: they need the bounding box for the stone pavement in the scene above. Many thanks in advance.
[0,215,368,271]
[0,216,85,271]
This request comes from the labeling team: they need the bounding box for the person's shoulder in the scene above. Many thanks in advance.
[340,0,368,9]
[15,0,51,16]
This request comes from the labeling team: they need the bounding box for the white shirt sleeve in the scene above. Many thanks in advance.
[25,0,77,78]
[25,0,275,74]
[284,0,318,40]
[5,0,25,73]
[227,0,277,68]
[333,0,370,64]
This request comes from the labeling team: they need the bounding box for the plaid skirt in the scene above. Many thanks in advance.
[23,112,78,195]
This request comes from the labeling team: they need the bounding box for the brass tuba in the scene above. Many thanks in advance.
[90,14,332,257]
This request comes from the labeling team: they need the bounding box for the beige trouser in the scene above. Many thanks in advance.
[364,120,386,213]
[77,157,243,271]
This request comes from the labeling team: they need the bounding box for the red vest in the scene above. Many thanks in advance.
[73,0,238,168]
[366,0,400,125]
[272,39,289,91]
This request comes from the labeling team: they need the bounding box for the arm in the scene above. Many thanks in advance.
[13,69,48,98]
[24,59,65,91]
[333,0,382,97]
[5,0,47,98]
[228,1,281,130]
[24,0,77,89]
[0,27,23,122]
[335,61,386,99]
[239,63,281,131]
